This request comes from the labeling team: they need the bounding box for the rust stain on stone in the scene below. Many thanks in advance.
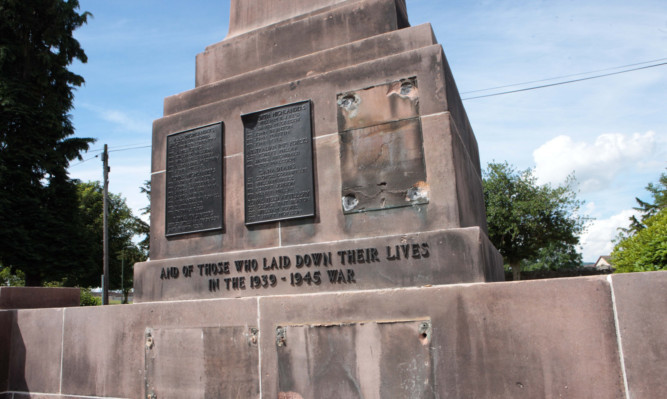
[406,181,429,203]
[278,392,304,399]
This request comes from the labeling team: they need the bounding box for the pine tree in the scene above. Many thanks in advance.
[0,0,94,285]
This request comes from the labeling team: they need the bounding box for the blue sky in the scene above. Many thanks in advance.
[68,0,666,262]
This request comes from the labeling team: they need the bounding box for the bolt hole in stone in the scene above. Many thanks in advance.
[400,81,414,95]
[418,321,431,345]
[337,94,358,110]
[419,331,430,345]
[342,194,359,211]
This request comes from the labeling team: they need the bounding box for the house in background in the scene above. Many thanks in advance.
[594,256,614,271]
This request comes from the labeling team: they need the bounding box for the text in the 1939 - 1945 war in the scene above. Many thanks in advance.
[158,242,431,292]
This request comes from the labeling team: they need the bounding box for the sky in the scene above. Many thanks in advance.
[68,0,666,262]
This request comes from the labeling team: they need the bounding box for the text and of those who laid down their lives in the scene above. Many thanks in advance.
[159,243,431,292]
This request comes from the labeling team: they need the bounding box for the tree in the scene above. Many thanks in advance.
[0,0,94,286]
[520,241,583,272]
[0,265,25,286]
[625,172,666,234]
[612,209,667,273]
[483,162,587,280]
[137,180,151,256]
[72,181,147,301]
[612,172,667,273]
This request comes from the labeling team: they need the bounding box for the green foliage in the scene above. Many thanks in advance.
[521,241,583,272]
[0,266,25,286]
[483,162,587,280]
[72,181,148,291]
[137,180,151,256]
[79,287,101,306]
[612,209,667,273]
[612,172,667,273]
[0,0,94,286]
[625,172,666,234]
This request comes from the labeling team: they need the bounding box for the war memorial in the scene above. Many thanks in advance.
[1,0,666,397]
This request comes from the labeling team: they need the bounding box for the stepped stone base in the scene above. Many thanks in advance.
[134,227,503,303]
[1,272,666,398]
[0,287,79,310]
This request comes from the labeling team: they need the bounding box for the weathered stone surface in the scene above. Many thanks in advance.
[336,77,420,131]
[611,271,667,399]
[228,0,359,37]
[134,227,502,303]
[0,311,12,392]
[60,299,257,398]
[5,274,667,398]
[279,111,486,247]
[156,43,452,174]
[145,326,258,398]
[340,119,427,213]
[12,395,119,399]
[260,276,626,398]
[151,45,484,261]
[276,320,434,398]
[8,308,63,393]
[0,287,80,309]
[165,24,437,115]
[154,45,464,172]
[198,0,409,85]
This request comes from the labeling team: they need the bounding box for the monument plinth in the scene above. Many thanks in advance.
[3,2,665,398]
[134,0,503,303]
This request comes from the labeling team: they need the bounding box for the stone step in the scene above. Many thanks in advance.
[165,23,437,116]
[195,0,409,85]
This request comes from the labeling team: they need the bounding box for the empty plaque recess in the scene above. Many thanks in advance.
[145,326,259,398]
[337,78,428,214]
[276,319,435,398]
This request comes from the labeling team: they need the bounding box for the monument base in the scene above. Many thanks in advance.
[1,272,665,398]
[0,287,80,310]
[134,227,504,303]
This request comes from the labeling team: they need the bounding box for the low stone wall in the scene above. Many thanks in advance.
[1,271,665,398]
[0,287,80,310]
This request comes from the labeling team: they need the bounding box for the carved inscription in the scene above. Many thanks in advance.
[243,101,315,225]
[165,123,223,236]
[157,242,431,293]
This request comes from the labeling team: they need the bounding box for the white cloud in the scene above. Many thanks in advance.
[80,103,152,134]
[100,109,151,134]
[533,131,658,191]
[579,208,639,262]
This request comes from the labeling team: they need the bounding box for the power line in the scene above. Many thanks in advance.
[70,144,151,167]
[88,142,151,153]
[462,61,667,100]
[461,57,667,95]
[108,145,151,153]
[70,154,99,167]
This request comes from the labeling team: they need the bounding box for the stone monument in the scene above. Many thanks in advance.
[4,1,664,398]
[133,0,504,303]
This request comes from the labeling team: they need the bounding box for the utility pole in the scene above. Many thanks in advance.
[102,144,109,305]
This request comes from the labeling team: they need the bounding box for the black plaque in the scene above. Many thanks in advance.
[165,123,223,236]
[243,101,315,225]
